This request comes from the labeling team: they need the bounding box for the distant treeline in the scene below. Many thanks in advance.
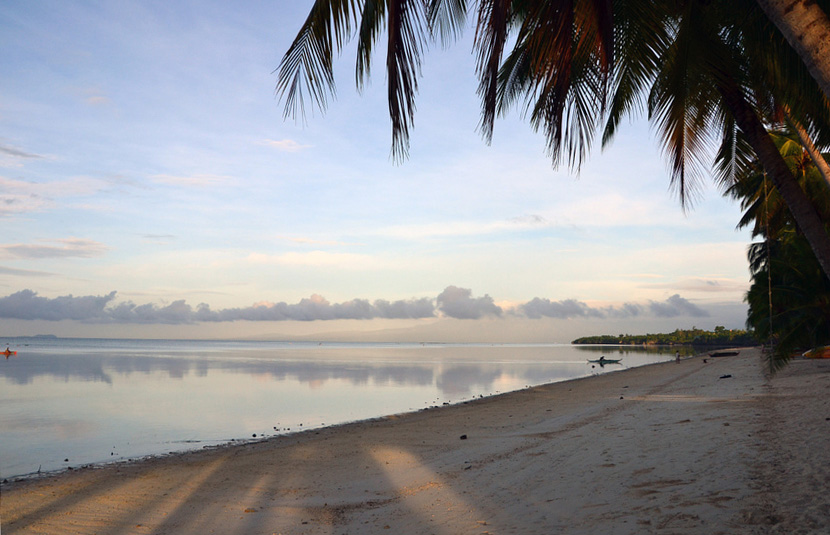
[572,326,758,347]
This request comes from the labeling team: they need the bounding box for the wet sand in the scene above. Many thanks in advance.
[2,347,828,534]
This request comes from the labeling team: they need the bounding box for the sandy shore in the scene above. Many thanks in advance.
[2,348,828,534]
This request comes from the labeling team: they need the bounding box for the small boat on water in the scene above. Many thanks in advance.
[587,357,622,365]
[3,349,16,357]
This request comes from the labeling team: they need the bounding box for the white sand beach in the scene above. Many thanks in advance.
[2,347,828,534]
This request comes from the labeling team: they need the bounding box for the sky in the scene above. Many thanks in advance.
[0,1,755,342]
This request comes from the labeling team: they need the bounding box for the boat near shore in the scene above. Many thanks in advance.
[709,350,740,357]
[803,346,830,359]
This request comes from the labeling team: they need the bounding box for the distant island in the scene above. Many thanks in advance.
[572,326,757,347]
[1,334,58,340]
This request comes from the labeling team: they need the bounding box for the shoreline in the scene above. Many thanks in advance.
[0,343,677,483]
[3,347,829,534]
[1,351,678,485]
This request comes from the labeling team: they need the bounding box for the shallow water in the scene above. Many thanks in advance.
[0,338,683,479]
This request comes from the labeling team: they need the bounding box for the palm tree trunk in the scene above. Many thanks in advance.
[755,0,830,101]
[782,106,830,188]
[718,78,830,280]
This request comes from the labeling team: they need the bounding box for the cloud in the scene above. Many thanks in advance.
[0,290,436,323]
[85,95,112,106]
[0,177,49,216]
[641,277,748,294]
[436,286,502,319]
[151,174,230,188]
[108,299,203,324]
[373,217,551,241]
[508,214,549,227]
[194,295,437,323]
[517,294,708,320]
[0,143,43,160]
[0,289,117,321]
[276,236,360,247]
[1,176,112,217]
[520,298,604,319]
[555,193,676,228]
[248,251,384,270]
[0,288,710,324]
[261,139,312,152]
[73,86,113,108]
[648,294,709,318]
[0,266,54,277]
[0,238,109,260]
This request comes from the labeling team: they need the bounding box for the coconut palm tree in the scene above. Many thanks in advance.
[727,129,830,369]
[725,130,830,239]
[598,0,830,276]
[276,0,830,277]
[745,232,830,370]
[754,0,830,103]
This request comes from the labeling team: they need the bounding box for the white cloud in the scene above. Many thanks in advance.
[248,250,391,270]
[0,176,112,216]
[0,191,51,216]
[276,236,360,247]
[261,139,312,152]
[554,193,677,228]
[151,174,231,188]
[0,238,109,259]
[373,216,551,240]
[85,95,112,106]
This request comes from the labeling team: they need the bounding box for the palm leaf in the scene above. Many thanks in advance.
[385,0,428,161]
[427,0,468,45]
[474,0,513,142]
[602,0,670,146]
[276,0,361,120]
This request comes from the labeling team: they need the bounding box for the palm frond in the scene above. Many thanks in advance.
[276,0,361,120]
[602,0,669,146]
[385,0,428,161]
[646,1,730,209]
[474,0,513,142]
[356,0,387,88]
[427,0,468,45]
[496,0,609,169]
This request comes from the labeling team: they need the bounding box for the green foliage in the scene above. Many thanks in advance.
[745,231,830,370]
[729,130,830,371]
[572,327,757,346]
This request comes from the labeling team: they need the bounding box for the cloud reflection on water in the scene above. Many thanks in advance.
[0,340,678,479]
[0,341,683,393]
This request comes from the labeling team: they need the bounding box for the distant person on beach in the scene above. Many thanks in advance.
[676,351,680,363]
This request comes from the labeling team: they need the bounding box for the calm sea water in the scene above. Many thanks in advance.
[0,337,684,479]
